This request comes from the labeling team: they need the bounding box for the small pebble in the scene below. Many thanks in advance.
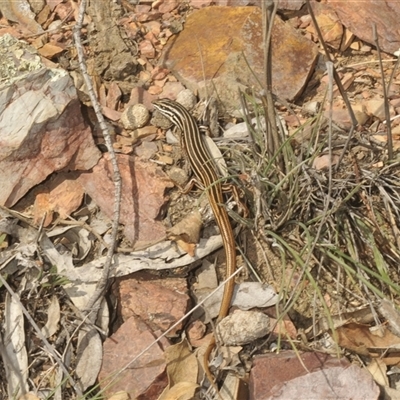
[176,89,197,110]
[217,310,270,346]
[121,104,150,129]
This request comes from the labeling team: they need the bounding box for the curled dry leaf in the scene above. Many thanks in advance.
[158,339,199,400]
[158,382,198,400]
[379,299,400,337]
[220,371,248,400]
[167,211,202,257]
[312,154,340,170]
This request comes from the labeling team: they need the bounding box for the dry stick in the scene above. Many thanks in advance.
[372,23,393,160]
[261,0,283,171]
[384,56,400,97]
[305,0,358,171]
[73,0,122,321]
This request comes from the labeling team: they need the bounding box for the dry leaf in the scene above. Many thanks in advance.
[158,382,198,400]
[75,328,103,390]
[107,391,130,400]
[41,295,60,338]
[167,211,202,256]
[159,339,199,400]
[312,154,339,170]
[2,293,29,397]
[336,323,400,365]
[18,393,41,400]
[38,43,64,58]
[367,359,388,387]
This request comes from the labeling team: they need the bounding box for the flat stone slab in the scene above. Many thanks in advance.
[162,6,318,114]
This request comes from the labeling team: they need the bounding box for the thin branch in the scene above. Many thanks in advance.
[72,0,122,321]
[373,23,393,160]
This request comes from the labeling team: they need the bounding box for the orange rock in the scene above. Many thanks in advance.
[162,6,318,114]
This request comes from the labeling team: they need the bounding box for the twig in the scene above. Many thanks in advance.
[261,0,283,170]
[72,0,122,321]
[372,23,393,160]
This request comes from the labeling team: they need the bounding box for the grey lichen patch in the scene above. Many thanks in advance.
[0,34,43,84]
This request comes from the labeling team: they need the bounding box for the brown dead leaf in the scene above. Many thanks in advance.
[19,394,41,400]
[367,359,388,387]
[312,154,339,170]
[106,392,129,400]
[159,339,199,400]
[336,323,400,365]
[270,317,297,339]
[173,239,196,257]
[372,133,400,151]
[158,382,198,400]
[312,307,375,336]
[167,211,202,256]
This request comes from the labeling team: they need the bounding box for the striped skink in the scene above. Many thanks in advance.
[152,98,236,393]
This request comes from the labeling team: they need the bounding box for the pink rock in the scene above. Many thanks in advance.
[118,273,191,337]
[139,39,156,59]
[0,35,100,207]
[98,316,167,398]
[77,154,173,247]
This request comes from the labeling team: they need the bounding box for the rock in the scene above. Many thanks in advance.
[250,352,380,400]
[117,273,191,337]
[325,0,400,55]
[175,89,197,110]
[364,98,394,121]
[120,103,150,129]
[0,34,101,207]
[217,310,270,346]
[315,10,343,50]
[77,154,173,247]
[162,7,318,115]
[0,1,43,34]
[98,316,167,398]
[223,121,250,138]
